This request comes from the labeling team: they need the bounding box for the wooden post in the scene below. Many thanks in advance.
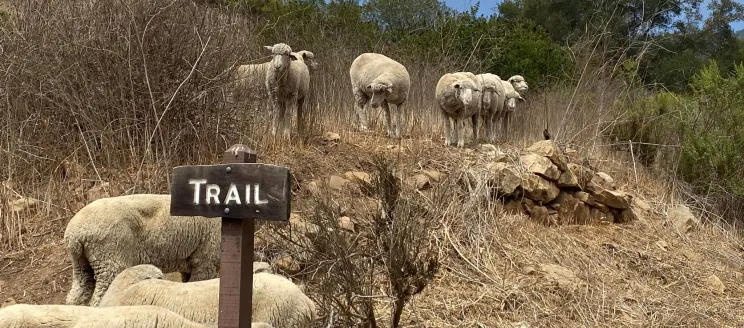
[169,144,291,328]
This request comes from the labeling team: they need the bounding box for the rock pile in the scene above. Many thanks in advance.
[475,140,640,226]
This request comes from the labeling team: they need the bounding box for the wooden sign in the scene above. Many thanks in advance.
[169,144,292,328]
[170,163,291,221]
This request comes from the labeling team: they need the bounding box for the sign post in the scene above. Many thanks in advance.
[169,144,291,328]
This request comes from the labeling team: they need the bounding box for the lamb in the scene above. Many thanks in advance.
[497,75,529,140]
[349,52,411,138]
[63,194,221,307]
[435,72,483,147]
[263,43,311,139]
[0,304,215,328]
[99,264,317,328]
[475,73,506,143]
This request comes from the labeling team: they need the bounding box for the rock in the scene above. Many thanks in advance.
[587,183,631,209]
[668,204,699,234]
[478,143,498,153]
[252,261,273,274]
[556,192,591,225]
[589,207,613,223]
[344,171,371,184]
[8,197,39,212]
[705,274,725,295]
[306,180,321,196]
[408,174,431,190]
[520,174,560,203]
[567,163,593,188]
[86,182,110,203]
[528,205,550,224]
[533,263,585,290]
[595,172,617,189]
[557,169,579,188]
[655,240,669,252]
[633,198,652,212]
[338,216,355,232]
[526,140,568,170]
[488,162,522,195]
[290,213,320,235]
[520,153,561,181]
[323,132,340,144]
[328,175,350,190]
[274,255,300,275]
[422,169,444,183]
[504,199,525,215]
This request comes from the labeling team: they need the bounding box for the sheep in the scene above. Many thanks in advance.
[263,43,311,139]
[349,52,411,138]
[63,194,221,307]
[475,73,506,143]
[435,72,483,147]
[0,304,215,328]
[98,264,317,328]
[497,75,529,140]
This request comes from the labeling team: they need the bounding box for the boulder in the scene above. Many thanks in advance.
[705,274,725,295]
[556,193,591,225]
[423,169,444,183]
[306,180,321,196]
[328,175,350,190]
[526,140,569,170]
[667,204,700,234]
[504,199,526,215]
[344,171,371,184]
[520,174,560,203]
[567,163,593,189]
[408,174,431,190]
[557,169,579,188]
[520,153,561,181]
[527,204,550,224]
[587,183,631,209]
[323,132,341,144]
[488,162,522,195]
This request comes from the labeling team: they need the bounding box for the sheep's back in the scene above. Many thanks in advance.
[350,53,409,89]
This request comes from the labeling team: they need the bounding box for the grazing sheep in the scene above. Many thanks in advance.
[497,75,529,140]
[475,73,506,143]
[64,194,221,307]
[99,264,317,328]
[349,53,411,138]
[0,304,214,328]
[435,72,483,147]
[263,43,311,139]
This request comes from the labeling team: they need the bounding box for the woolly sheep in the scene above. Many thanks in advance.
[497,75,529,140]
[64,194,221,307]
[435,72,483,147]
[263,43,311,139]
[349,52,411,138]
[99,264,317,328]
[475,73,506,143]
[0,304,215,328]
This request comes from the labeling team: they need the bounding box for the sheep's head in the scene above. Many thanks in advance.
[293,50,319,71]
[452,80,480,107]
[508,75,529,93]
[264,43,293,73]
[366,80,392,109]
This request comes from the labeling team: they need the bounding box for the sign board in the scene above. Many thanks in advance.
[169,163,291,221]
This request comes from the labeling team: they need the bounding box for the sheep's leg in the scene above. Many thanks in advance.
[296,97,305,137]
[471,114,479,144]
[394,102,404,138]
[503,110,511,141]
[283,96,297,139]
[441,111,452,146]
[65,251,95,306]
[383,101,394,138]
[455,118,465,148]
[89,261,127,306]
[485,113,495,143]
[353,90,370,132]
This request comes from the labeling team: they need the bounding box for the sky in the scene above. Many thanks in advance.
[442,0,744,31]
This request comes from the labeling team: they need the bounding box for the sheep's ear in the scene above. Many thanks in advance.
[518,96,526,102]
[263,45,273,51]
[453,83,460,89]
[386,86,393,93]
[289,53,298,61]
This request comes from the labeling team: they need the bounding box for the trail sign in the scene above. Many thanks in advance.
[169,144,291,328]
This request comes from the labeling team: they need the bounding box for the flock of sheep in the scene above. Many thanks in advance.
[0,194,316,327]
[232,42,529,145]
[0,42,531,327]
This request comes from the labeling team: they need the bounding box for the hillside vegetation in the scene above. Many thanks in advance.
[1,0,744,327]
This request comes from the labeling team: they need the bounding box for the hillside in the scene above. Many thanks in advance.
[2,131,744,327]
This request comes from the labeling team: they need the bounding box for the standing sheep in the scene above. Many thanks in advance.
[64,194,221,307]
[349,53,411,138]
[0,304,215,328]
[99,264,317,328]
[263,43,311,139]
[435,72,483,147]
[475,73,506,143]
[497,75,529,140]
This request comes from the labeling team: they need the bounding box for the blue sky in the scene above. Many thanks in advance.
[443,0,744,31]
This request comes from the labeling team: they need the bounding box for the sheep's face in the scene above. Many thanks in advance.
[453,81,478,107]
[366,82,392,109]
[506,97,517,111]
[509,75,529,93]
[296,51,319,71]
[264,44,293,73]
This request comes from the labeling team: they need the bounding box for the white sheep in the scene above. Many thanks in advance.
[263,43,311,139]
[435,72,483,147]
[0,304,215,328]
[349,52,411,138]
[64,194,221,307]
[99,264,317,328]
[475,73,506,143]
[497,75,529,140]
